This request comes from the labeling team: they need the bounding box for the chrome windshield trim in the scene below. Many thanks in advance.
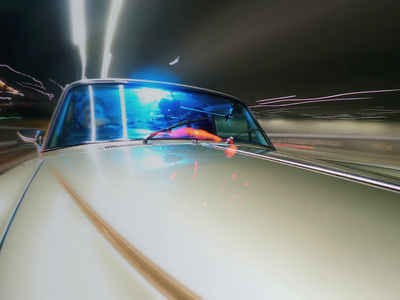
[204,144,400,193]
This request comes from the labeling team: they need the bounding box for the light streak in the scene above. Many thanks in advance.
[0,84,22,95]
[0,116,21,120]
[255,95,296,102]
[0,64,45,89]
[48,78,64,90]
[273,143,315,150]
[70,0,87,80]
[256,96,369,105]
[256,88,400,104]
[192,161,198,179]
[305,88,400,100]
[88,85,96,141]
[19,81,44,90]
[16,82,54,101]
[0,91,24,97]
[0,97,12,100]
[363,108,400,112]
[169,56,180,65]
[249,97,371,108]
[101,0,124,78]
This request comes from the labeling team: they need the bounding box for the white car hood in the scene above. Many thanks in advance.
[1,143,400,299]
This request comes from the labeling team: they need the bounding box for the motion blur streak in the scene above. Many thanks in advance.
[101,0,124,78]
[250,97,371,108]
[168,56,180,66]
[48,78,64,90]
[70,0,87,80]
[0,64,44,90]
[192,161,198,179]
[254,97,369,105]
[273,143,315,150]
[255,95,296,102]
[255,88,400,104]
[18,81,43,90]
[16,82,54,101]
[88,85,96,141]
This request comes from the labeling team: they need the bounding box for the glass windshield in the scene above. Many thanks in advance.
[46,82,270,149]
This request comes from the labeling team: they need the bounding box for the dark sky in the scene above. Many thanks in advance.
[1,0,400,118]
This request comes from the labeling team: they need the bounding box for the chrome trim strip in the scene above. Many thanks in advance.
[204,144,400,193]
[268,133,400,141]
[51,168,200,299]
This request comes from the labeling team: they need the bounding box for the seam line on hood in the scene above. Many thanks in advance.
[0,160,44,250]
[51,167,200,300]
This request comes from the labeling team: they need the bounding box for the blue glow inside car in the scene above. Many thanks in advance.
[46,81,271,149]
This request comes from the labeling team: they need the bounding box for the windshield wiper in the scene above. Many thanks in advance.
[180,106,233,119]
[142,116,211,144]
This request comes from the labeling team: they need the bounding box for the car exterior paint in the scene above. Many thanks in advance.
[1,79,400,299]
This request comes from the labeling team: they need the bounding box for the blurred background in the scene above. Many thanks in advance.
[1,0,399,174]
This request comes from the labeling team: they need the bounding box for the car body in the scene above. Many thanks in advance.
[1,79,400,299]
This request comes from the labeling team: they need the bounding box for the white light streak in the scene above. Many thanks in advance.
[20,81,43,90]
[0,91,24,97]
[169,56,180,65]
[101,52,112,79]
[16,82,54,100]
[249,97,371,108]
[48,78,64,90]
[70,0,87,80]
[119,85,128,139]
[101,0,124,78]
[256,88,400,104]
[255,95,296,103]
[88,85,96,141]
[0,64,45,89]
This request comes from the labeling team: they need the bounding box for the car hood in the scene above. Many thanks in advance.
[1,143,400,299]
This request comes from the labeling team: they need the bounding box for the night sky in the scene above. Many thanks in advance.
[1,0,400,119]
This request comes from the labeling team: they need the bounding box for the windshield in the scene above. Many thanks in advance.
[46,82,271,149]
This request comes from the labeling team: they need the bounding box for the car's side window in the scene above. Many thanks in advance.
[215,114,249,139]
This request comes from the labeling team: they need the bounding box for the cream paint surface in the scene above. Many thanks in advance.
[0,159,41,242]
[1,143,400,299]
[0,162,164,299]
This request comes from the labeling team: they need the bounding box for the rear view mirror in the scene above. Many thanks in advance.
[17,129,42,153]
